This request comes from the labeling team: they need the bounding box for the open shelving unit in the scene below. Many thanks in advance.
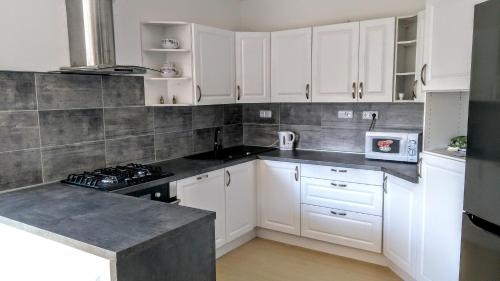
[140,21,194,106]
[393,13,425,103]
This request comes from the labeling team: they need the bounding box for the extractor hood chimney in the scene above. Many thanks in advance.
[60,0,151,74]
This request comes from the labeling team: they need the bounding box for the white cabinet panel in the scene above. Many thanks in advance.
[193,24,235,105]
[271,28,312,103]
[358,18,395,102]
[301,164,383,186]
[301,204,382,253]
[235,32,271,103]
[384,175,420,278]
[225,161,257,242]
[312,22,359,102]
[301,177,383,216]
[422,0,482,92]
[258,160,301,235]
[177,169,226,248]
[418,154,465,281]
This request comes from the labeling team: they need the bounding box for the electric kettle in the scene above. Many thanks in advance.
[278,131,296,150]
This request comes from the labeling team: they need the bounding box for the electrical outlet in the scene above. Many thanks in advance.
[259,110,272,118]
[338,110,353,119]
[362,111,379,120]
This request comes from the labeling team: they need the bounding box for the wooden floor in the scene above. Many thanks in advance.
[216,238,401,281]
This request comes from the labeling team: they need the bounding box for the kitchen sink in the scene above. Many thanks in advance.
[184,146,275,162]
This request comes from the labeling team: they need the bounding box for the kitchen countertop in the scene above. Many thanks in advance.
[0,147,418,260]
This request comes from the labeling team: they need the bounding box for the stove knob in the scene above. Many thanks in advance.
[154,192,162,198]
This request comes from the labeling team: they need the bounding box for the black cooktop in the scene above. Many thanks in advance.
[62,163,172,191]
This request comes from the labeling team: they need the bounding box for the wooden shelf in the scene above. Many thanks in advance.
[144,48,191,53]
[145,77,192,81]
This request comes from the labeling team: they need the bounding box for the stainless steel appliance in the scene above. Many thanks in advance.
[460,1,500,279]
[62,163,178,204]
[365,131,421,163]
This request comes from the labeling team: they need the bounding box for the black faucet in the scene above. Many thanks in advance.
[214,128,223,154]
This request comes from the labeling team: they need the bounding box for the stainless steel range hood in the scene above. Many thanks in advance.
[60,0,150,74]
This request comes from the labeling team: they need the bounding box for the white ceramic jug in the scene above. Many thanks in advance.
[278,131,296,150]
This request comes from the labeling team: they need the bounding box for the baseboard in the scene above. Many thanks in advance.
[256,227,388,267]
[387,259,416,281]
[216,229,257,259]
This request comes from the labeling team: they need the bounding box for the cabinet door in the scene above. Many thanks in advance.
[422,0,482,92]
[384,175,420,278]
[271,28,312,103]
[258,160,301,235]
[193,24,235,105]
[177,169,226,248]
[418,154,466,281]
[312,22,360,102]
[225,161,257,242]
[358,17,395,102]
[235,32,271,103]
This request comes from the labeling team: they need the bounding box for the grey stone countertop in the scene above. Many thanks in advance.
[0,183,215,260]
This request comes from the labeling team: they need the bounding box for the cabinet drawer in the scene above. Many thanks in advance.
[301,164,383,185]
[301,204,382,253]
[301,177,383,216]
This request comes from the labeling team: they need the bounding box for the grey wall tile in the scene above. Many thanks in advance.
[223,124,243,148]
[364,103,424,130]
[0,111,40,152]
[321,128,366,153]
[155,131,193,161]
[102,76,144,107]
[280,124,322,150]
[106,135,155,166]
[192,105,223,129]
[39,109,104,146]
[321,103,364,129]
[224,104,242,125]
[154,106,192,134]
[280,103,322,125]
[243,103,279,124]
[104,107,153,139]
[0,71,36,110]
[243,124,279,147]
[36,73,102,110]
[194,127,222,153]
[0,149,42,191]
[41,141,106,182]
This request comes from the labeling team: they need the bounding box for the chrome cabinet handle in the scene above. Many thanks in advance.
[330,210,347,216]
[420,64,428,86]
[412,80,418,100]
[330,182,347,188]
[196,85,202,102]
[226,170,231,187]
[331,168,347,173]
[294,166,299,181]
[196,174,209,180]
[358,82,363,99]
[237,85,241,101]
[352,82,356,99]
[305,84,310,100]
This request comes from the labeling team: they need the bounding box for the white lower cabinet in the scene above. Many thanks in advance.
[301,204,382,253]
[177,170,227,248]
[383,175,421,279]
[225,161,257,243]
[258,160,301,235]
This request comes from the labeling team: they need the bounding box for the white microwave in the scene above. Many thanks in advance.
[365,131,422,163]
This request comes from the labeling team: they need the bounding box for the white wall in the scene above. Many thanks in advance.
[240,0,425,31]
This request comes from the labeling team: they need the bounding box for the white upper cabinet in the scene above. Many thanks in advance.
[312,22,360,102]
[193,24,235,105]
[358,17,396,102]
[258,160,301,235]
[271,28,312,103]
[225,161,257,243]
[235,32,271,103]
[422,0,483,92]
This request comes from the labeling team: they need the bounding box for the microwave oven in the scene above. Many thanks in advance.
[365,131,422,163]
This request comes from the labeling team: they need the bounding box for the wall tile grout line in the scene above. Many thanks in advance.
[100,76,108,167]
[33,73,45,183]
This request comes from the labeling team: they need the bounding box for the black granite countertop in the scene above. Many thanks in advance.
[0,183,214,259]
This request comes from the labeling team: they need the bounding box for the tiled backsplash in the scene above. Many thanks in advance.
[242,103,424,151]
[0,71,242,192]
[0,70,423,192]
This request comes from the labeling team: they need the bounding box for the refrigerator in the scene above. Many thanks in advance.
[459,0,500,280]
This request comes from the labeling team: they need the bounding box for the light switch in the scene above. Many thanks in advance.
[260,110,272,118]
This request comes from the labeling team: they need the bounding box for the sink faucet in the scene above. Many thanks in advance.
[214,128,223,153]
